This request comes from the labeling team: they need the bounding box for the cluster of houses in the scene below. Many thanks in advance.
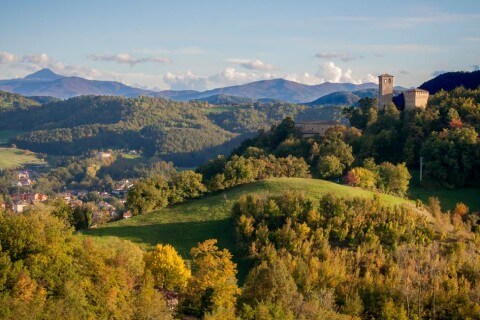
[12,170,37,187]
[5,172,135,221]
[1,150,142,221]
[112,179,135,195]
[8,192,49,213]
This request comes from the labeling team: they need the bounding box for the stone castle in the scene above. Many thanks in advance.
[378,74,429,110]
[295,73,430,137]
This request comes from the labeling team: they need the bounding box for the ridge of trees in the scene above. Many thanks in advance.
[233,191,480,319]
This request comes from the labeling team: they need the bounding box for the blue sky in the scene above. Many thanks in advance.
[0,0,479,90]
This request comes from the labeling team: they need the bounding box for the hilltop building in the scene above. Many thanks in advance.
[403,88,429,109]
[378,74,429,110]
[378,74,394,108]
[295,121,337,137]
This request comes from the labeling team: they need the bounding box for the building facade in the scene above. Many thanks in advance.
[378,74,394,108]
[403,88,429,110]
[295,121,337,137]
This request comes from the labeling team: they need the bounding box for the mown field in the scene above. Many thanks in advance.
[86,177,411,280]
[0,147,44,169]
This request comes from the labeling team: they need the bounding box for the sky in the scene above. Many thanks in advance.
[0,0,479,91]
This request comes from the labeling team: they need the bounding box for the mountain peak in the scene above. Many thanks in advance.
[24,68,64,81]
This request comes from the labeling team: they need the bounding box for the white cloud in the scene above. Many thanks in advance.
[284,72,320,86]
[210,67,278,87]
[89,53,173,66]
[0,51,18,64]
[163,71,208,91]
[48,61,103,79]
[315,52,360,62]
[22,53,50,66]
[226,58,277,71]
[315,62,343,82]
[286,62,377,85]
[162,67,277,90]
[361,73,378,84]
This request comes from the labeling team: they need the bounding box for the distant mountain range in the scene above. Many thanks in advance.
[3,68,475,104]
[0,69,155,99]
[172,78,379,103]
[0,68,379,103]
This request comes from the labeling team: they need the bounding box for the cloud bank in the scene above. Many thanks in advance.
[0,51,18,64]
[1,51,379,90]
[164,71,208,91]
[226,58,277,71]
[286,62,377,85]
[89,53,173,66]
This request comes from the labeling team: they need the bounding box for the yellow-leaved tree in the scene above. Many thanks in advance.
[144,244,191,292]
[183,239,240,319]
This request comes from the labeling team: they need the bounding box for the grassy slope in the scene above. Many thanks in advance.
[409,185,480,212]
[408,170,480,212]
[87,178,409,253]
[0,148,44,169]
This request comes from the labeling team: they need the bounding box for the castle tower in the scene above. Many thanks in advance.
[404,88,429,110]
[378,74,394,108]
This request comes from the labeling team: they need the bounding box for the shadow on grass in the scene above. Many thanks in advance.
[87,218,253,283]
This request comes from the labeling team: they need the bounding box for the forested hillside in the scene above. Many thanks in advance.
[419,70,480,94]
[0,91,40,110]
[0,96,234,159]
[0,94,339,166]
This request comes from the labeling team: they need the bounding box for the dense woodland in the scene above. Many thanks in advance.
[0,96,236,159]
[0,93,338,166]
[232,192,480,319]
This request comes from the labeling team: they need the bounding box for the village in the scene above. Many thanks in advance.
[2,163,136,224]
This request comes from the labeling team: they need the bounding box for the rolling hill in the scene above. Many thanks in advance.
[307,88,406,106]
[194,94,256,105]
[0,90,41,110]
[87,177,411,255]
[86,177,415,280]
[419,70,480,94]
